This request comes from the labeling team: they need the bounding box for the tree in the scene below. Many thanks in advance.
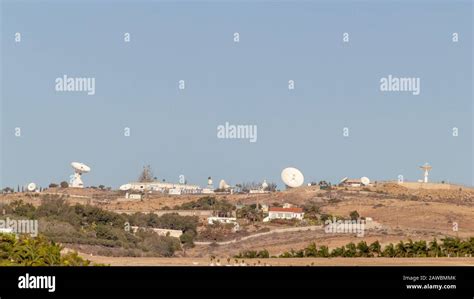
[330,246,345,257]
[442,237,461,257]
[48,183,58,188]
[180,231,196,256]
[304,242,318,257]
[257,249,270,258]
[0,234,90,266]
[349,210,360,220]
[138,165,154,182]
[413,240,428,257]
[369,241,382,257]
[263,182,277,192]
[317,245,330,257]
[2,187,14,193]
[428,239,442,257]
[344,242,357,257]
[356,241,371,257]
[395,241,407,257]
[60,181,69,188]
[382,243,396,257]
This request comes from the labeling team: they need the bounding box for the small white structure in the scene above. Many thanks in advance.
[127,193,142,200]
[341,179,363,187]
[264,207,304,222]
[207,216,237,225]
[249,179,270,193]
[126,181,201,194]
[218,179,231,190]
[201,188,215,194]
[208,216,239,231]
[168,188,182,195]
[131,226,182,238]
[420,163,432,183]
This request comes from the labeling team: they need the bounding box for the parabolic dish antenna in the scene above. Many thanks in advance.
[119,183,132,191]
[27,183,36,192]
[340,177,348,184]
[360,177,370,186]
[219,179,230,190]
[71,162,91,173]
[281,167,304,188]
[70,162,91,188]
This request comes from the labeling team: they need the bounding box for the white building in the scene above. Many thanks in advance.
[127,193,142,200]
[264,207,304,222]
[207,216,237,225]
[131,226,182,238]
[341,179,362,187]
[129,181,201,194]
[207,216,239,231]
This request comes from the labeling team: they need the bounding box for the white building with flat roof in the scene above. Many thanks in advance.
[129,181,201,193]
[264,207,304,222]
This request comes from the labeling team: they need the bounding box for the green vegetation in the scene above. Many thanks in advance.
[237,204,263,222]
[173,196,234,214]
[1,197,199,257]
[196,222,237,242]
[235,238,474,258]
[0,233,91,266]
[349,211,360,220]
[234,249,270,259]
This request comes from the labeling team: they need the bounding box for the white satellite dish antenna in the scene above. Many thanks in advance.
[119,183,132,191]
[219,179,231,190]
[70,162,91,188]
[27,183,37,192]
[419,163,432,183]
[360,177,370,186]
[340,177,348,184]
[281,167,304,188]
[261,179,268,190]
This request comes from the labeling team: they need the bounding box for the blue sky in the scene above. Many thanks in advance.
[1,0,472,189]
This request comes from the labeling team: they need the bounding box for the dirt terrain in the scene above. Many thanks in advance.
[78,255,474,266]
[3,182,474,265]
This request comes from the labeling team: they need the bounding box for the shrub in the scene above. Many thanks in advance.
[0,233,90,266]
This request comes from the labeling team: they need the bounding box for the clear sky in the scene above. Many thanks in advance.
[1,0,472,189]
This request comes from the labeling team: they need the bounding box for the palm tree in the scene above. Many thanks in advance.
[382,243,396,257]
[318,246,330,258]
[369,241,382,257]
[428,239,442,257]
[330,246,345,257]
[395,241,407,257]
[356,241,371,257]
[442,237,461,257]
[304,242,318,257]
[459,240,471,257]
[344,242,357,257]
[413,240,427,257]
[405,239,415,257]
